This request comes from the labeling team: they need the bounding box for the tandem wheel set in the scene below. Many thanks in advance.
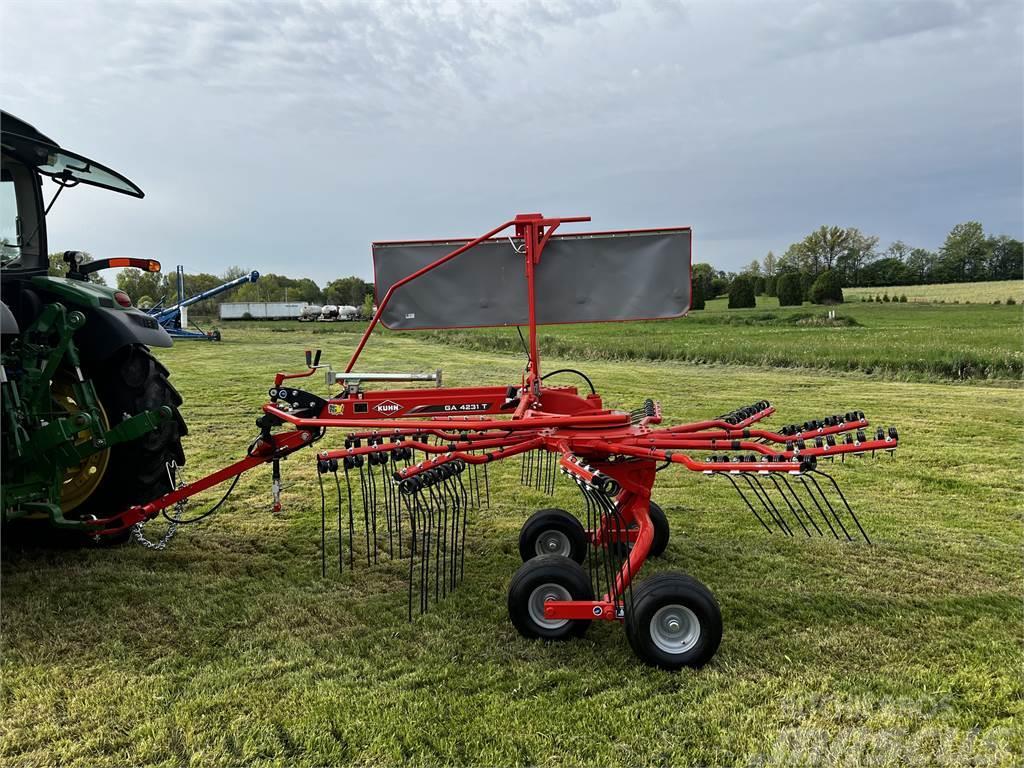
[90,213,899,670]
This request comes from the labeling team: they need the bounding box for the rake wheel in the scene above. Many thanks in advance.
[518,508,588,564]
[610,501,670,558]
[626,572,722,670]
[508,555,594,640]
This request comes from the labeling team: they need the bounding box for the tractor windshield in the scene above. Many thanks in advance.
[37,147,143,198]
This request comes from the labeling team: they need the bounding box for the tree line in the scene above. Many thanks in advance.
[691,220,1022,308]
[113,266,373,317]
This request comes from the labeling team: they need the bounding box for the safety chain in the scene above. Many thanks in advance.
[132,461,185,551]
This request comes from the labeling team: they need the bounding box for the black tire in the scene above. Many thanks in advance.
[612,501,670,558]
[508,554,594,640]
[519,508,588,563]
[73,345,187,526]
[646,501,670,557]
[625,572,722,670]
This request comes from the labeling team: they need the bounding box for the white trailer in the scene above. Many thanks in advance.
[219,302,310,320]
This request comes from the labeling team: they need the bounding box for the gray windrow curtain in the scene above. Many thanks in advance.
[372,229,692,330]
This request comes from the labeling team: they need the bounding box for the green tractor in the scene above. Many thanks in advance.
[1,111,186,539]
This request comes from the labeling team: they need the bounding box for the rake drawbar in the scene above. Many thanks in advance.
[89,213,900,670]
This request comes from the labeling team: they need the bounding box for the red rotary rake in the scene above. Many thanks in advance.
[92,213,899,669]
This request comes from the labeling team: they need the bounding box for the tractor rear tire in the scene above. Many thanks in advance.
[71,345,187,531]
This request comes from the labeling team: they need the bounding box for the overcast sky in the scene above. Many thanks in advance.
[2,0,1021,283]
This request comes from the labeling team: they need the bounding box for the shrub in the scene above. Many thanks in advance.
[765,276,778,297]
[728,276,757,309]
[690,278,706,310]
[777,273,804,306]
[899,295,907,303]
[883,293,890,303]
[993,299,1002,305]
[800,272,815,301]
[242,312,254,319]
[753,276,766,296]
[810,269,843,305]
[1007,297,1017,305]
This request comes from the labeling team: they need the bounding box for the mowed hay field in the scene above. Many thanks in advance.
[427,297,1023,381]
[844,279,1024,305]
[2,303,1023,766]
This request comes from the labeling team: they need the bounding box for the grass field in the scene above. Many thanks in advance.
[424,298,1023,382]
[844,280,1024,305]
[2,320,1022,766]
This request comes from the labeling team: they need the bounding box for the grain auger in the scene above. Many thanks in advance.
[88,213,900,670]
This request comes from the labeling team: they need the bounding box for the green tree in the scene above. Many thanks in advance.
[937,222,988,282]
[762,250,777,277]
[986,235,1023,280]
[117,267,167,304]
[777,272,803,306]
[836,229,879,286]
[325,276,370,306]
[765,275,778,297]
[904,248,937,284]
[810,269,843,304]
[727,275,756,309]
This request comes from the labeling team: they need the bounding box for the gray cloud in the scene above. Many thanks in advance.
[1,0,1020,282]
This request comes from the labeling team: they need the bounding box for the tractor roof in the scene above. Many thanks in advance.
[1,110,144,198]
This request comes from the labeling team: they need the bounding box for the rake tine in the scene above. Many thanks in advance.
[358,464,371,566]
[404,492,417,620]
[333,469,344,574]
[723,474,773,533]
[457,470,469,582]
[369,464,380,564]
[765,474,810,536]
[344,465,356,568]
[449,476,461,591]
[482,459,490,506]
[451,476,461,587]
[381,462,394,558]
[797,475,839,539]
[805,473,853,542]
[755,473,808,536]
[318,468,327,578]
[471,459,481,508]
[393,458,404,559]
[743,474,793,536]
[813,470,871,544]
[422,489,432,613]
[438,481,448,598]
[776,474,823,536]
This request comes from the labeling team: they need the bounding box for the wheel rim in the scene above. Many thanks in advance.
[535,529,572,557]
[52,373,111,513]
[650,604,701,654]
[527,582,572,630]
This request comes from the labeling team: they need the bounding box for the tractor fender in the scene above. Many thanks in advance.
[0,300,18,335]
[74,306,172,362]
[28,275,172,362]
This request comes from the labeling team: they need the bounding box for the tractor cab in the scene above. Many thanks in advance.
[1,110,143,275]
